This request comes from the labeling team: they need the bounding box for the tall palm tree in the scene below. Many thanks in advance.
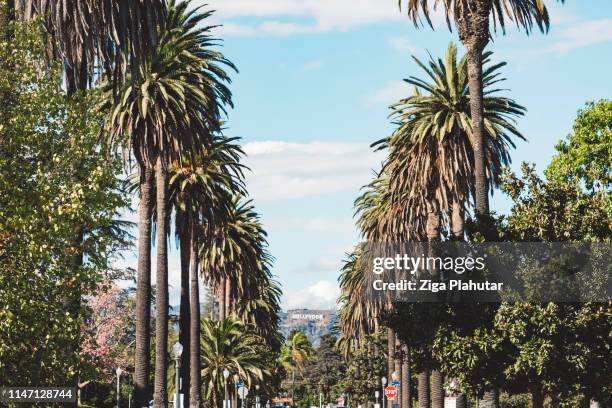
[380,43,525,408]
[103,1,235,406]
[5,2,165,404]
[383,42,525,237]
[399,0,562,227]
[200,318,269,408]
[168,136,245,408]
[200,197,266,319]
[10,0,166,90]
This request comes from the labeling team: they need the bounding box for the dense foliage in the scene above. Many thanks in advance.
[0,19,129,385]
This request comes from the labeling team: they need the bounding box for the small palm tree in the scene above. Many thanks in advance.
[200,318,269,408]
[280,331,313,402]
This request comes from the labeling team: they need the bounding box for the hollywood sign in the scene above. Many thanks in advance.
[291,313,324,321]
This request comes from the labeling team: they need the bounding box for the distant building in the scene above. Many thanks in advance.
[280,308,336,346]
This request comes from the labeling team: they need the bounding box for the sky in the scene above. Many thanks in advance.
[118,0,612,311]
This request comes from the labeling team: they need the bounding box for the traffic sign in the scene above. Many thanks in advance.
[384,386,397,400]
[391,380,400,387]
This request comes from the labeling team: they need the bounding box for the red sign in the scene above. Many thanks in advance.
[384,386,397,400]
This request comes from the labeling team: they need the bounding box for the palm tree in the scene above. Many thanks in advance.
[383,42,525,238]
[380,43,525,408]
[200,318,269,408]
[5,2,165,404]
[9,0,166,90]
[280,331,314,402]
[200,197,265,319]
[399,0,562,228]
[103,1,235,406]
[168,136,245,408]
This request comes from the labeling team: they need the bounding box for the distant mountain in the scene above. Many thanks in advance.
[280,309,336,346]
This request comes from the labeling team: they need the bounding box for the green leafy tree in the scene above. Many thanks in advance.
[300,334,346,405]
[338,333,387,407]
[0,19,128,387]
[546,99,611,192]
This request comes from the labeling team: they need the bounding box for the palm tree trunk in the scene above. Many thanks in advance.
[153,156,169,408]
[225,278,231,316]
[426,207,440,242]
[179,219,191,408]
[430,370,443,408]
[477,389,499,408]
[464,19,491,224]
[401,345,410,408]
[387,328,396,381]
[292,370,295,404]
[189,222,202,408]
[135,164,154,408]
[417,370,429,408]
[451,200,464,240]
[393,334,401,407]
[218,280,226,321]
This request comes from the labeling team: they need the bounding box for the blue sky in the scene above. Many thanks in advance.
[120,1,612,310]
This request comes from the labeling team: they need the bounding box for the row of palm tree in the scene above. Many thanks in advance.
[2,0,281,407]
[339,41,527,408]
[104,2,243,406]
[110,2,284,407]
[338,1,565,407]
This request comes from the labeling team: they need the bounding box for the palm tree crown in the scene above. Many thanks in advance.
[384,42,525,213]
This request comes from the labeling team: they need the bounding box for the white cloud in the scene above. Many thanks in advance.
[204,0,405,36]
[388,36,418,53]
[282,279,340,310]
[242,141,384,201]
[547,19,612,53]
[364,80,411,106]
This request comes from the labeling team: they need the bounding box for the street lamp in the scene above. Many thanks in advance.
[375,390,379,407]
[381,377,387,408]
[172,342,183,408]
[256,385,260,408]
[223,369,230,408]
[116,367,123,408]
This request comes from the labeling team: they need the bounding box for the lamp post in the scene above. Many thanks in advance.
[375,390,379,408]
[381,377,387,408]
[172,342,183,408]
[116,368,123,408]
[255,385,260,408]
[223,369,230,408]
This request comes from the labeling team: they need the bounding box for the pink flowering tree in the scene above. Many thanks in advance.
[82,281,135,382]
